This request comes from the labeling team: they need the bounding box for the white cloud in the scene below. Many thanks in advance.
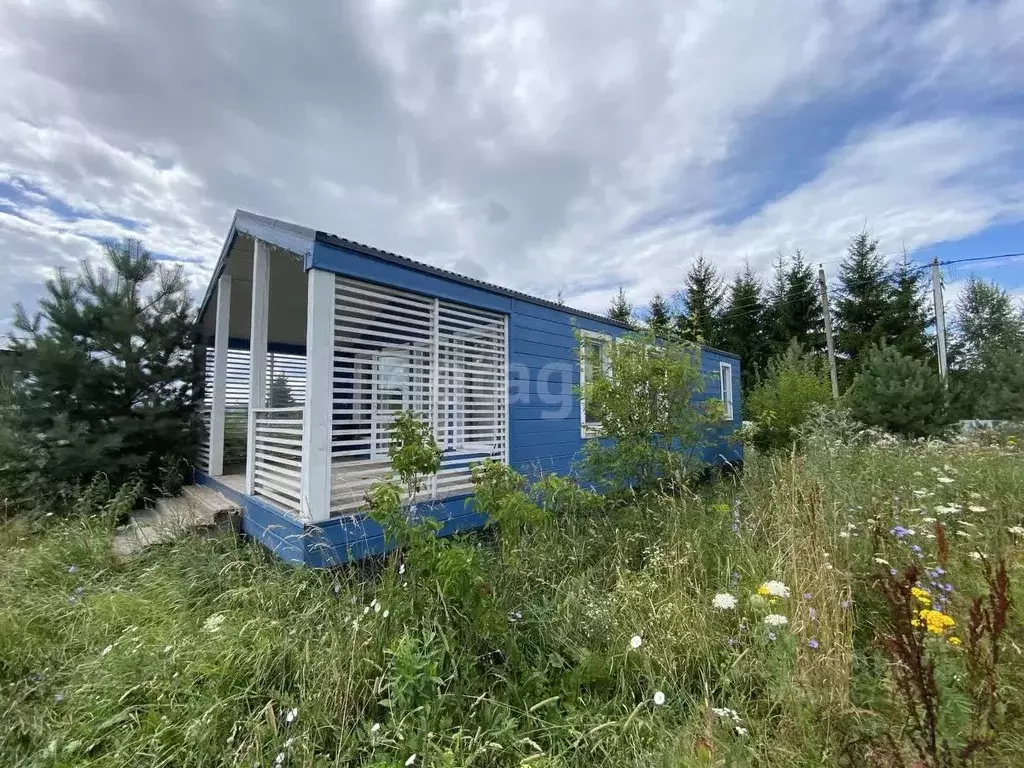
[0,0,1022,326]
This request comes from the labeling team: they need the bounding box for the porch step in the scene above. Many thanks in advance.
[113,485,241,558]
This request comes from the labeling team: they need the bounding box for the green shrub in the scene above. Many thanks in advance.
[576,329,717,491]
[746,342,833,453]
[845,343,954,438]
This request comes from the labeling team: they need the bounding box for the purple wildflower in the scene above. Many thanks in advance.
[803,592,813,600]
[890,526,910,540]
[808,638,820,650]
[840,599,851,610]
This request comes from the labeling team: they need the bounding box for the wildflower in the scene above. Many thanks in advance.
[948,636,962,647]
[730,571,741,584]
[370,722,381,734]
[275,753,284,766]
[508,610,523,623]
[911,587,931,606]
[807,638,819,650]
[735,725,749,736]
[398,563,406,575]
[968,505,987,513]
[921,516,937,523]
[802,592,812,600]
[363,606,370,615]
[284,737,294,748]
[841,599,851,610]
[919,609,955,634]
[653,691,666,706]
[382,609,389,619]
[712,707,740,721]
[405,755,417,766]
[285,707,298,724]
[873,557,890,566]
[937,477,954,484]
[969,551,985,561]
[373,601,381,614]
[757,581,790,599]
[712,593,737,610]
[67,565,77,573]
[202,613,226,633]
[630,635,643,649]
[890,526,911,539]
[767,631,777,641]
[1008,526,1024,536]
[763,614,788,627]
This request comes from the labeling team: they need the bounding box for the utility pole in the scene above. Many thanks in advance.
[931,258,948,385]
[818,265,840,400]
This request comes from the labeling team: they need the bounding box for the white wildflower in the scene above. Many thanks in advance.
[405,755,417,766]
[735,725,749,736]
[1008,525,1024,536]
[630,635,643,649]
[285,707,298,724]
[873,557,890,566]
[921,517,936,524]
[969,551,985,560]
[275,753,284,765]
[652,691,666,706]
[759,580,790,598]
[202,613,226,633]
[370,722,381,734]
[763,614,788,627]
[399,564,406,575]
[968,505,987,513]
[937,477,954,484]
[382,609,389,619]
[713,707,741,721]
[712,593,737,610]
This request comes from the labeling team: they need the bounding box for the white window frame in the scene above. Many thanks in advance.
[579,330,613,438]
[719,361,734,420]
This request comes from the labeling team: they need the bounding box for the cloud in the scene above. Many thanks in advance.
[1,0,1023,328]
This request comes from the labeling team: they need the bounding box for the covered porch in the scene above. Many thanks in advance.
[194,212,508,545]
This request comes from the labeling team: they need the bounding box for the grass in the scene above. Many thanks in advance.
[2,431,1023,767]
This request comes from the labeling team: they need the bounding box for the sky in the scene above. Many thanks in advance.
[2,0,1024,330]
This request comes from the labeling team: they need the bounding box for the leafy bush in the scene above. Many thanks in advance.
[576,329,717,491]
[2,239,197,508]
[845,343,954,438]
[745,342,833,453]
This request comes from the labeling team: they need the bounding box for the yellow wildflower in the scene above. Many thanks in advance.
[948,636,962,647]
[919,609,955,635]
[910,587,931,607]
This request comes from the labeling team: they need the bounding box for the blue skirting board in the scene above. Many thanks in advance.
[195,471,486,567]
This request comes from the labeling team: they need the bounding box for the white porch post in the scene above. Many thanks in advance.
[300,268,335,522]
[208,274,231,476]
[245,240,270,495]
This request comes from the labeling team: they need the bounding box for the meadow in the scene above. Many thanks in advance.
[1,421,1022,767]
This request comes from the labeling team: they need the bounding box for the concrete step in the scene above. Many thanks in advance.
[113,485,241,558]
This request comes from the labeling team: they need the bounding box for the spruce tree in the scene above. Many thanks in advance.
[719,262,767,389]
[676,254,724,346]
[779,249,824,354]
[835,231,891,382]
[884,250,932,361]
[846,343,953,438]
[763,251,790,357]
[5,239,197,500]
[607,286,634,325]
[645,292,672,337]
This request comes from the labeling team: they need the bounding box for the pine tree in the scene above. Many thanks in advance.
[676,254,724,346]
[5,239,197,500]
[835,231,891,382]
[268,375,296,408]
[884,249,932,361]
[645,292,672,337]
[950,277,1024,418]
[720,262,767,389]
[763,251,790,356]
[846,343,953,438]
[780,249,824,354]
[608,287,634,325]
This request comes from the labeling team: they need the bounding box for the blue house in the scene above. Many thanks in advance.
[194,210,741,566]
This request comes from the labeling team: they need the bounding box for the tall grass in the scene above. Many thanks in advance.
[1,433,1022,766]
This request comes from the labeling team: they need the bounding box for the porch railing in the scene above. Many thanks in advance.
[251,406,304,514]
[196,407,211,472]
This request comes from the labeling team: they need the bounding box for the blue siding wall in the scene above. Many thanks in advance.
[312,238,742,479]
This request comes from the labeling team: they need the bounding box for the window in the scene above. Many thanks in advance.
[580,331,611,435]
[719,361,734,420]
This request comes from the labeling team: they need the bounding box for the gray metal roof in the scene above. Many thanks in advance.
[197,209,740,360]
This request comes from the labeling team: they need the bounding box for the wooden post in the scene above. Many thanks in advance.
[209,274,231,476]
[245,240,270,495]
[428,298,440,500]
[931,258,948,385]
[818,265,840,400]
[300,268,335,522]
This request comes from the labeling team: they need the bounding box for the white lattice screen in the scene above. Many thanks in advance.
[331,276,507,515]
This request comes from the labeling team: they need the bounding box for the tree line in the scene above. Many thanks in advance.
[607,231,1024,421]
